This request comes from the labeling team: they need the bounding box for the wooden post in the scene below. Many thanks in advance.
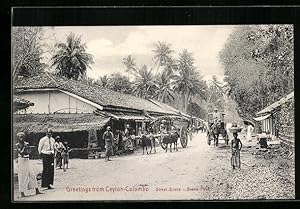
[48,92,51,113]
[87,129,98,158]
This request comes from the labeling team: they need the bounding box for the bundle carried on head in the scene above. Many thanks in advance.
[229,123,242,133]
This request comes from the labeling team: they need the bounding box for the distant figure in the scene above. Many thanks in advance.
[246,124,254,142]
[125,124,133,137]
[159,120,167,134]
[15,132,43,197]
[212,108,222,123]
[116,130,123,151]
[54,136,65,169]
[125,124,136,146]
[257,131,269,148]
[137,127,143,136]
[159,120,168,144]
[103,126,114,161]
[61,141,71,172]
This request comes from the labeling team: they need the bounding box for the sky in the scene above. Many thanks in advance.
[43,26,235,83]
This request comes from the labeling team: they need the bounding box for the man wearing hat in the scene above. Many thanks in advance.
[38,128,55,189]
[212,108,222,123]
[103,126,114,161]
[54,136,65,169]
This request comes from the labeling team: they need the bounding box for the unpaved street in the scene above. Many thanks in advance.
[14,132,294,201]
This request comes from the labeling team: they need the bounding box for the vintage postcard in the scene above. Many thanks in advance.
[12,8,295,201]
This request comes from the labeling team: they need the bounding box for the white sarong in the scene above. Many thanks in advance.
[17,157,38,193]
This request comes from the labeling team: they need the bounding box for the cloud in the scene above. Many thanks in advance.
[77,26,234,81]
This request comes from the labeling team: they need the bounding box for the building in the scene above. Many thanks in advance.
[13,72,190,158]
[254,91,294,148]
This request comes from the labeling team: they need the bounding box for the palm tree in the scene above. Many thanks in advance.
[132,65,157,99]
[51,32,94,80]
[152,41,174,74]
[173,49,207,113]
[156,69,175,103]
[122,55,138,76]
[207,75,227,103]
[96,75,109,88]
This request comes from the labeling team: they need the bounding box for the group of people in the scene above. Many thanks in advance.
[102,124,137,161]
[15,128,71,198]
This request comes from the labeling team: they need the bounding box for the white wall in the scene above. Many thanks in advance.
[15,90,97,114]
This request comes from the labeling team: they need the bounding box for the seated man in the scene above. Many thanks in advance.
[256,132,269,148]
[212,108,222,122]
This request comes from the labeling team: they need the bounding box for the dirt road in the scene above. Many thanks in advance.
[14,132,294,201]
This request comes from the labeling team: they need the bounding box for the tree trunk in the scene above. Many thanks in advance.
[181,93,185,112]
[182,90,190,113]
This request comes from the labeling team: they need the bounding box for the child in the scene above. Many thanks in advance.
[61,141,71,172]
[231,132,243,169]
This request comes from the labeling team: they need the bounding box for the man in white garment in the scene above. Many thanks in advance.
[246,124,254,141]
[38,128,55,189]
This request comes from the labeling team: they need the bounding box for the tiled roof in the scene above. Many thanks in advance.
[14,73,178,115]
[148,99,191,118]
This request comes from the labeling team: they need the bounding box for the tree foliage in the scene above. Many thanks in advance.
[219,25,294,117]
[173,49,207,113]
[155,69,175,103]
[51,32,94,80]
[96,73,132,94]
[122,55,138,75]
[131,65,158,99]
[121,43,208,115]
[12,27,46,80]
[152,41,174,74]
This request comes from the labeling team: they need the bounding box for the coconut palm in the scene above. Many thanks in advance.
[156,69,175,103]
[207,75,227,102]
[51,32,94,80]
[122,55,138,76]
[97,75,109,88]
[173,49,207,112]
[132,65,157,99]
[152,41,174,74]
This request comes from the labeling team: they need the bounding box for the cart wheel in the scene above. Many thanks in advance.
[180,126,188,148]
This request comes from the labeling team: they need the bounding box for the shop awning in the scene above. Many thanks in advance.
[253,114,271,121]
[13,113,111,133]
[94,110,153,121]
[110,112,151,121]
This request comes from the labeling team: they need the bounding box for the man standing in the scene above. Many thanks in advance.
[103,126,114,162]
[246,124,254,142]
[15,132,43,197]
[38,128,55,189]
